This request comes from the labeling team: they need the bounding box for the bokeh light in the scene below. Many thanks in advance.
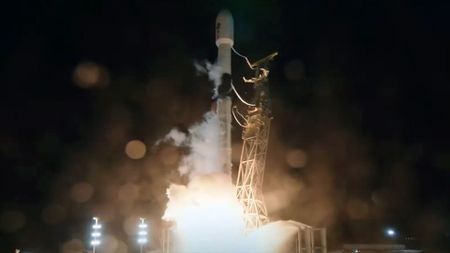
[125,140,147,160]
[73,62,109,88]
[70,182,94,203]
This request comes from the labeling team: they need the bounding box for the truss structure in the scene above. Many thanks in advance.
[236,111,271,230]
[236,55,275,231]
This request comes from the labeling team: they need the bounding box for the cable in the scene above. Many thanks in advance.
[232,108,246,127]
[231,46,254,70]
[231,81,255,107]
[233,106,247,122]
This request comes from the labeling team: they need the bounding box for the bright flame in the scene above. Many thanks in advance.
[163,173,245,253]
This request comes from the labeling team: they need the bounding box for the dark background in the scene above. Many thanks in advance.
[1,0,449,252]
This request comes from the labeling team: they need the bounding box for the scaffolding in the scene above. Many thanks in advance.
[288,221,327,253]
[235,53,277,231]
[235,109,271,229]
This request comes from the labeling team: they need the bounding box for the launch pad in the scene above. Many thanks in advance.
[160,10,327,253]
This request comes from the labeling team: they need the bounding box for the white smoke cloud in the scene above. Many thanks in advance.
[194,61,223,98]
[163,173,244,253]
[236,221,299,253]
[163,128,187,147]
[162,111,226,177]
[160,108,244,253]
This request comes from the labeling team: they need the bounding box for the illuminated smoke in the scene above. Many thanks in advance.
[161,110,245,253]
[194,61,222,98]
[162,129,187,147]
[164,173,245,253]
[163,111,228,178]
[158,61,301,253]
[285,149,308,168]
[161,60,244,251]
[237,221,299,253]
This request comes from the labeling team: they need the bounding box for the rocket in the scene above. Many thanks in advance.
[216,10,234,77]
[214,10,233,173]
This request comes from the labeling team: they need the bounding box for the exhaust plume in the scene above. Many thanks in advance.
[161,107,244,253]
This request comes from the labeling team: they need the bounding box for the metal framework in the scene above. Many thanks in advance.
[161,51,328,252]
[289,221,327,253]
[235,53,277,231]
[235,110,271,229]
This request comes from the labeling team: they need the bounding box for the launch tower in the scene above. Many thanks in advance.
[235,53,278,230]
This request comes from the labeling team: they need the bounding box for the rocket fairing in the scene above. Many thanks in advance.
[214,10,233,174]
[216,9,234,46]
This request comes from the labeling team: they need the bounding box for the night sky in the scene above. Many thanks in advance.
[1,0,450,252]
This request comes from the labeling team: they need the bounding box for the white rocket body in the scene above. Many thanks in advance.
[216,10,234,74]
[215,10,233,174]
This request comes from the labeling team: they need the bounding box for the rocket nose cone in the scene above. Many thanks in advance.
[217,9,233,20]
[216,9,234,46]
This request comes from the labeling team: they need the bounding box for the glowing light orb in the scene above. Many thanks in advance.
[385,228,396,237]
[73,62,109,88]
[125,140,147,159]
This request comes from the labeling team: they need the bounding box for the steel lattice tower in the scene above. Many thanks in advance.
[236,54,276,231]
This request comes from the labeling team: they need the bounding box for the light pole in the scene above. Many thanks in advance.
[137,218,148,253]
[90,217,102,253]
